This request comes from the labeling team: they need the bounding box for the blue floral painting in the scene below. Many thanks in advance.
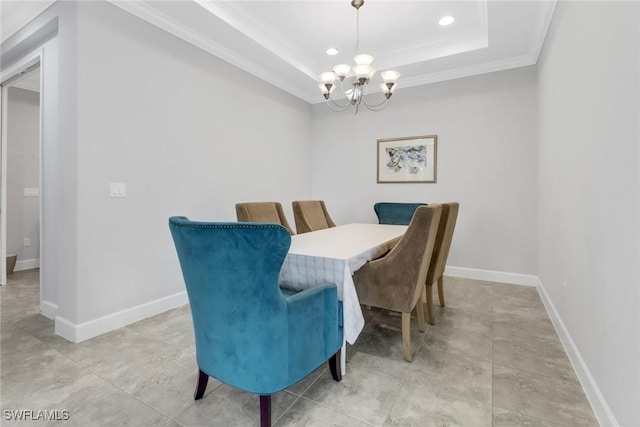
[386,145,427,174]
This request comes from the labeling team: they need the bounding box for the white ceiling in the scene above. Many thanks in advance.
[2,0,556,103]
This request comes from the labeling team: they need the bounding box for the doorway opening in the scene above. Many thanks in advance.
[1,62,41,293]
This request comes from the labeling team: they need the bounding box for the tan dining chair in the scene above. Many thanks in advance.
[423,202,459,325]
[235,202,295,235]
[292,200,337,234]
[353,205,442,362]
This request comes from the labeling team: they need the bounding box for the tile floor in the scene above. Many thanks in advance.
[1,269,599,426]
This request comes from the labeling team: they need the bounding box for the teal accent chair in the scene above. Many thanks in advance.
[374,202,428,225]
[169,217,343,427]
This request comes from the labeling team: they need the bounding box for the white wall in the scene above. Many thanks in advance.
[6,87,39,267]
[537,2,640,426]
[72,2,312,327]
[311,67,538,276]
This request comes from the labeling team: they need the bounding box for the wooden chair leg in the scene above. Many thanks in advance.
[416,299,426,332]
[401,312,412,362]
[260,395,271,427]
[194,369,209,400]
[426,284,436,325]
[437,276,446,307]
[328,350,342,381]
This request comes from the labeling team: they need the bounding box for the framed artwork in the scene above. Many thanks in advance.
[377,135,437,183]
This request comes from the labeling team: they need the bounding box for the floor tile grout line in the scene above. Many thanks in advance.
[271,391,302,426]
[291,395,378,427]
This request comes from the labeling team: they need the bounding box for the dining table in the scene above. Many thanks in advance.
[279,222,408,374]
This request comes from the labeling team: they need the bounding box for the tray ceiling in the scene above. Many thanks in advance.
[2,1,556,104]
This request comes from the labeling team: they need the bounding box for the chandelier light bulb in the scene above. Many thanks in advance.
[354,54,374,66]
[354,64,373,80]
[332,64,352,80]
[380,70,401,84]
[319,71,337,85]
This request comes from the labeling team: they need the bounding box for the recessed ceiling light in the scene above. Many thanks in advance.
[439,16,455,26]
[326,48,339,56]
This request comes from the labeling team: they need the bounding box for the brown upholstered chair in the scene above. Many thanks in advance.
[423,202,459,325]
[235,202,295,235]
[353,205,442,362]
[292,200,337,234]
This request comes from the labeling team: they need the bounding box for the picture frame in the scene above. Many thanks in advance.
[377,135,437,183]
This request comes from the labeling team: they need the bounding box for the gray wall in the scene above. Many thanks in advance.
[73,1,312,324]
[537,2,639,426]
[6,87,39,266]
[311,67,538,275]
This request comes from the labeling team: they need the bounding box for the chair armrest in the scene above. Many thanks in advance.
[283,284,343,372]
[353,255,410,310]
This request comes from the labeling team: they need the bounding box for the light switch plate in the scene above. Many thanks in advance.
[110,183,126,198]
[24,188,39,197]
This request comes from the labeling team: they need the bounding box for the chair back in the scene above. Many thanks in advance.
[235,202,295,235]
[292,200,336,234]
[426,202,459,285]
[354,205,442,313]
[169,217,291,393]
[374,202,428,225]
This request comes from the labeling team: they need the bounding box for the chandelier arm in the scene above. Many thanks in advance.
[363,100,390,112]
[325,99,352,112]
[361,93,390,109]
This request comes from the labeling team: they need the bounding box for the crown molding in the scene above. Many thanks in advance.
[193,0,317,81]
[529,0,557,62]
[398,54,536,90]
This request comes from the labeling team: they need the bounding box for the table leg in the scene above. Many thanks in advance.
[340,338,346,375]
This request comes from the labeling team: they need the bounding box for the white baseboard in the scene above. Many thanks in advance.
[15,258,40,271]
[445,265,538,286]
[536,278,618,427]
[40,300,57,319]
[55,291,189,343]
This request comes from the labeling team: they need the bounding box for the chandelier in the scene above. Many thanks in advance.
[318,0,400,114]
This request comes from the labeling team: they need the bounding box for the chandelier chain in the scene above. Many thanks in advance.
[355,9,360,55]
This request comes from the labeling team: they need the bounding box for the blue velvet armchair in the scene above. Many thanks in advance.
[169,217,343,427]
[374,202,428,225]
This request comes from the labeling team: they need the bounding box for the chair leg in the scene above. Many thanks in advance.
[328,350,342,382]
[437,276,446,307]
[194,369,209,400]
[260,395,271,427]
[401,312,412,362]
[416,299,426,332]
[426,284,436,325]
